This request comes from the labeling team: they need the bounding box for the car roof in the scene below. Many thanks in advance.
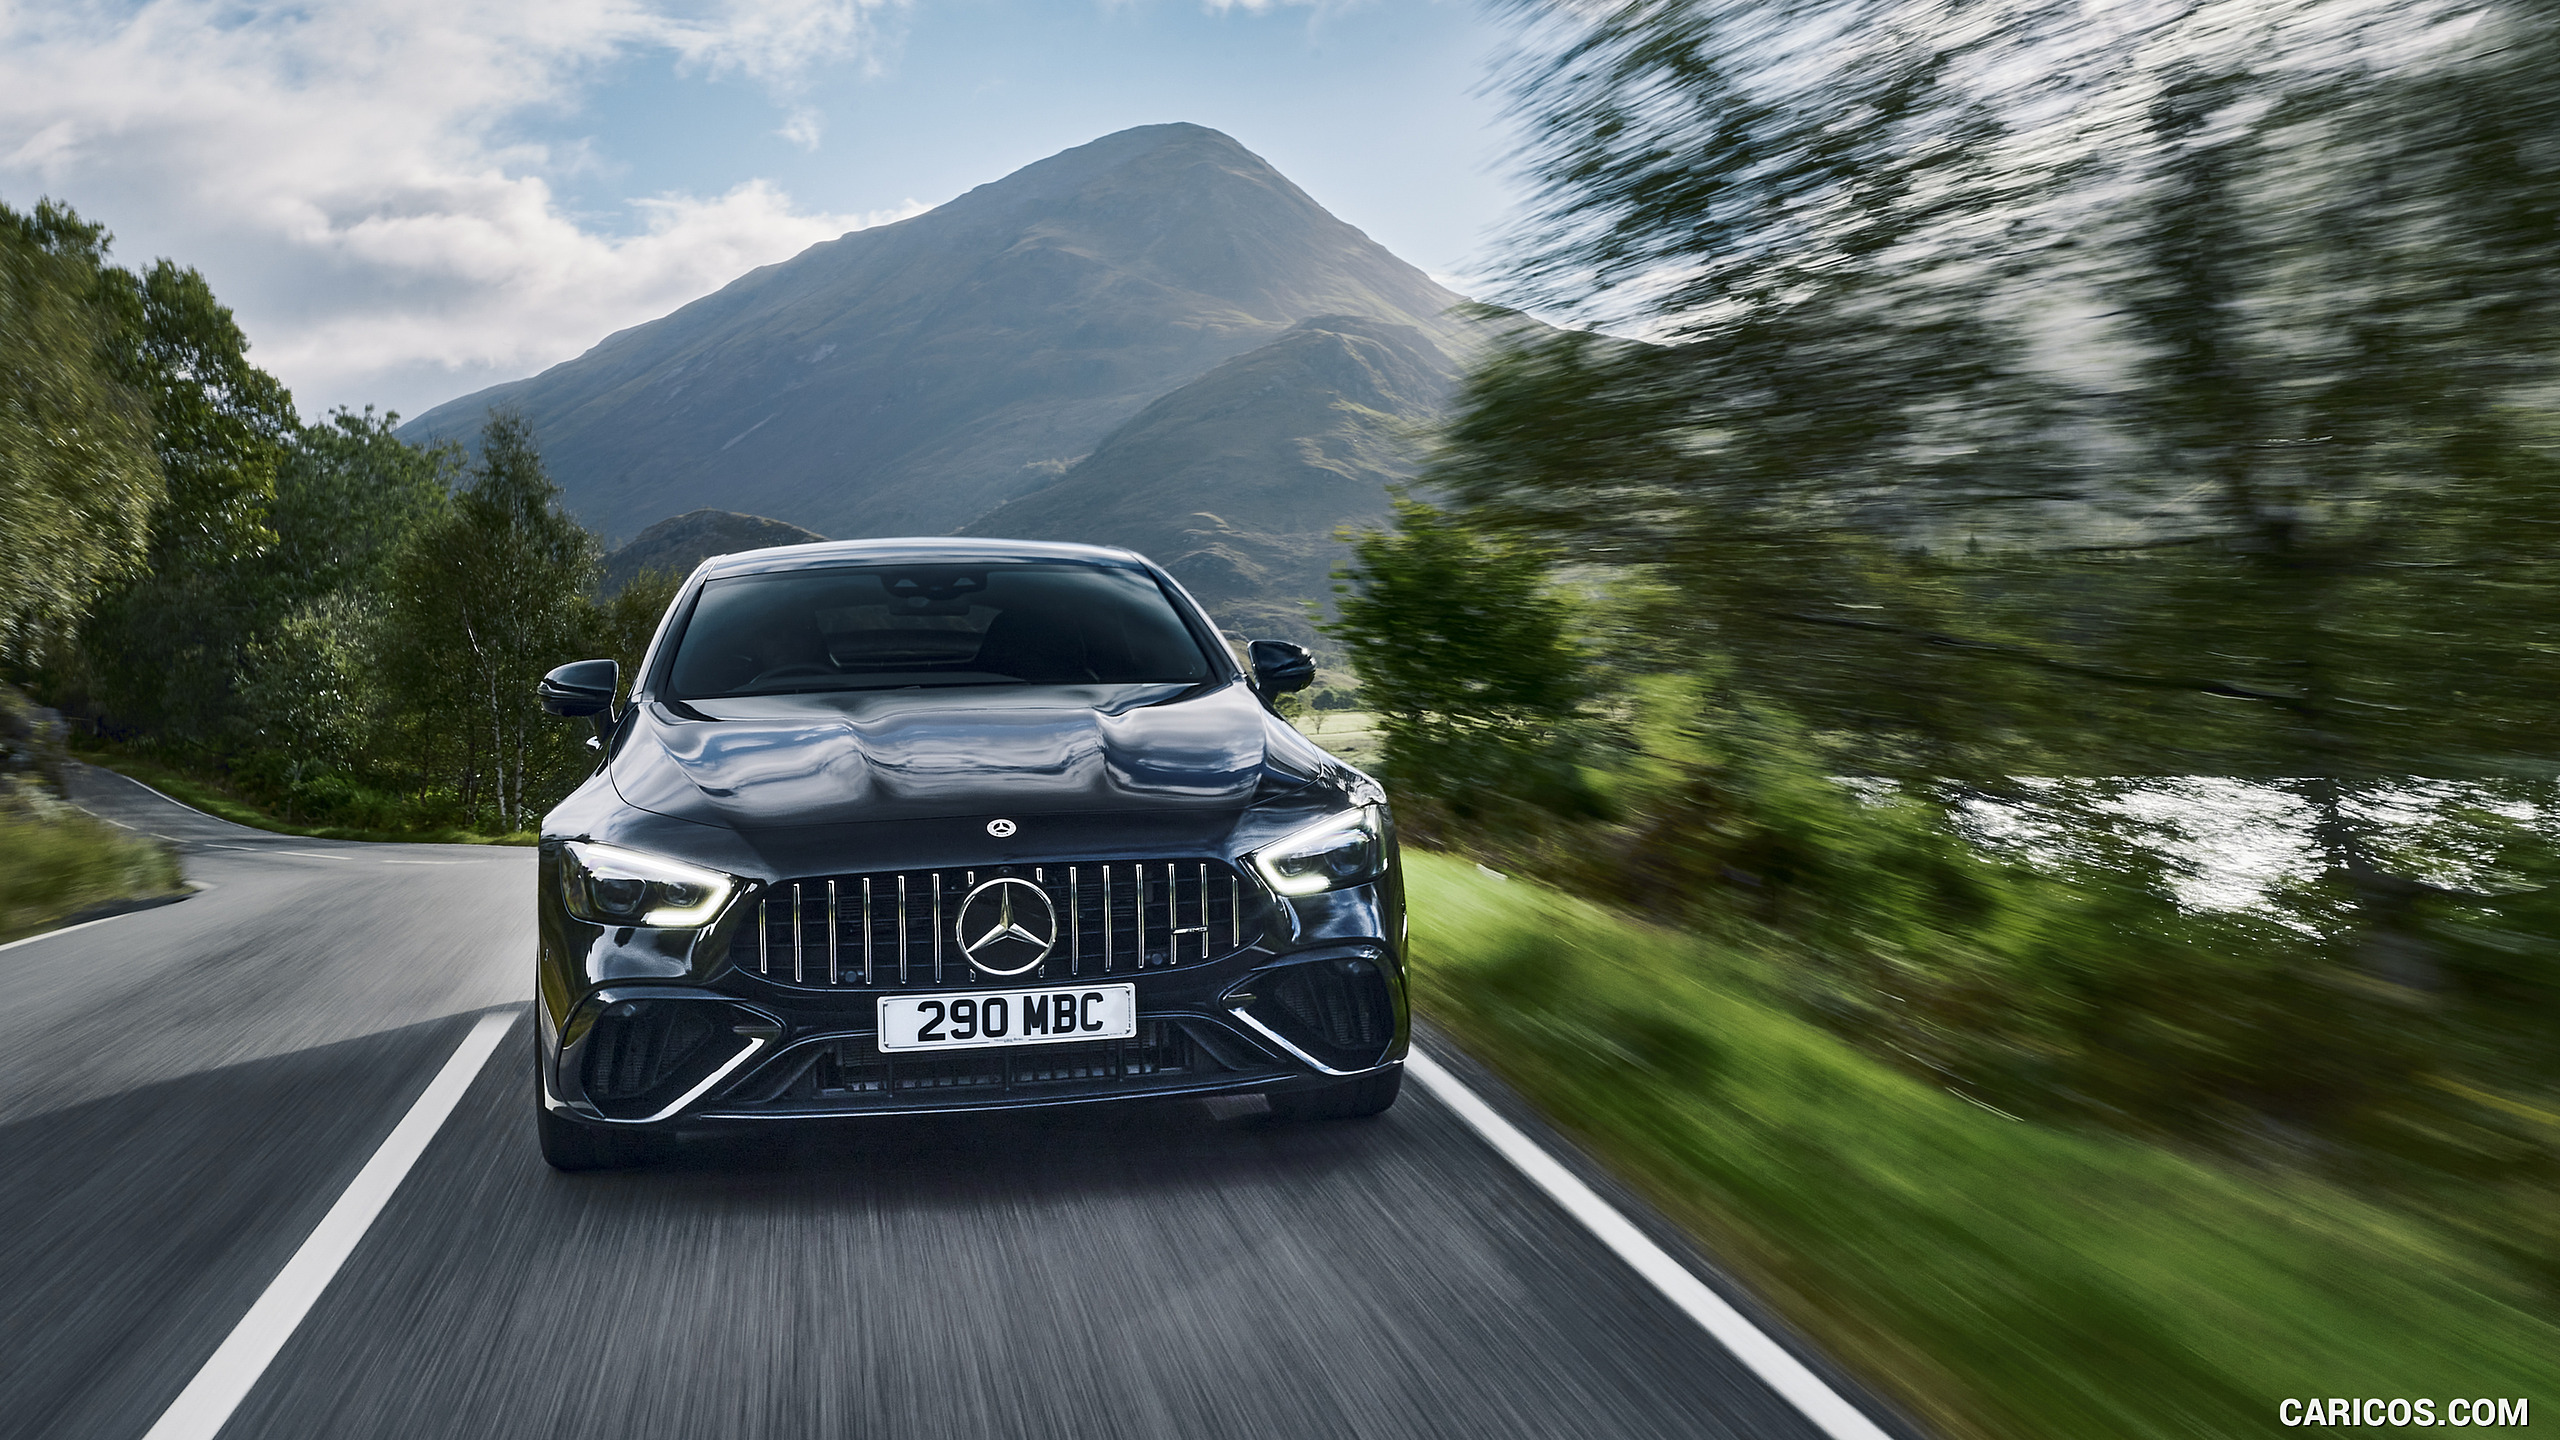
[692,536,1150,581]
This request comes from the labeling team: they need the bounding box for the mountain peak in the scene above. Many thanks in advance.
[931,123,1258,217]
[400,126,1469,544]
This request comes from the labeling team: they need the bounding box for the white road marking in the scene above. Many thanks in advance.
[1406,1049,1897,1440]
[271,849,355,861]
[140,1008,518,1440]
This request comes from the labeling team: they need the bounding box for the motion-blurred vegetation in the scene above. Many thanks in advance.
[1407,853,2556,1440]
[1341,0,2560,1429]
[1,200,680,838]
[0,685,181,941]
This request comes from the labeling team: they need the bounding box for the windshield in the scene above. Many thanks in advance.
[663,562,1216,699]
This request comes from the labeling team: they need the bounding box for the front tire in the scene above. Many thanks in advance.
[534,1053,653,1170]
[1268,1064,1402,1122]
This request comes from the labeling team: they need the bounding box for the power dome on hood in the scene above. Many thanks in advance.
[609,683,1284,829]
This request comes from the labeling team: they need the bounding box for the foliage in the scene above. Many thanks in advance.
[1329,498,1592,817]
[592,567,684,703]
[70,740,533,846]
[12,199,303,744]
[0,202,162,671]
[0,684,182,942]
[378,412,600,832]
[2,201,636,838]
[1378,0,2560,1186]
[235,593,381,820]
[1406,852,2558,1440]
[1463,0,2560,781]
[0,803,185,945]
[268,407,459,604]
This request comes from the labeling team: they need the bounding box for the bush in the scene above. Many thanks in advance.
[0,784,181,941]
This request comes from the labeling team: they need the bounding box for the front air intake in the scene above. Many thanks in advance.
[1247,957,1395,1071]
[581,1000,729,1115]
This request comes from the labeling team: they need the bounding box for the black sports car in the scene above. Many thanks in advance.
[531,538,1406,1169]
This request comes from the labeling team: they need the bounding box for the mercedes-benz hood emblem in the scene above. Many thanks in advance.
[954,877,1058,976]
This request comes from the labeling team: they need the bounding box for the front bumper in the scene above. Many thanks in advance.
[536,939,1408,1128]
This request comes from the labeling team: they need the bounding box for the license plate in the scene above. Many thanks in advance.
[877,983,1137,1053]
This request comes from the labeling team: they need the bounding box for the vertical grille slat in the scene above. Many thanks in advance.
[737,859,1257,989]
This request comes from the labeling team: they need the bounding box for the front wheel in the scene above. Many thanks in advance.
[1268,1065,1402,1122]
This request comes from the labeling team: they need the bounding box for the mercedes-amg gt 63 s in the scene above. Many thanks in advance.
[531,538,1406,1169]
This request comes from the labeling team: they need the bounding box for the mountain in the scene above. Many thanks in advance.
[599,508,826,594]
[962,314,1453,639]
[400,124,1470,547]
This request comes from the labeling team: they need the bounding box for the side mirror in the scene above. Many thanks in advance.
[538,659,619,721]
[1248,640,1315,701]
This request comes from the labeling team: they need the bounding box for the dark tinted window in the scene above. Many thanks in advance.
[665,562,1214,698]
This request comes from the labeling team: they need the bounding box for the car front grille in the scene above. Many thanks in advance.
[730,859,1256,988]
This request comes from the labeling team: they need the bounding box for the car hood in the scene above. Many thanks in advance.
[610,681,1300,829]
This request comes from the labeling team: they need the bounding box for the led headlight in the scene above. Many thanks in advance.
[1248,804,1388,896]
[559,841,739,927]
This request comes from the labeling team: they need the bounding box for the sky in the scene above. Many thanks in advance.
[0,0,1527,420]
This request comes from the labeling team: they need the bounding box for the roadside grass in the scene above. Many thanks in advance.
[1403,851,2557,1440]
[0,801,186,944]
[71,746,536,847]
[1287,707,1383,765]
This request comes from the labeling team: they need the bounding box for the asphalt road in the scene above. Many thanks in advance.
[5,765,1880,1440]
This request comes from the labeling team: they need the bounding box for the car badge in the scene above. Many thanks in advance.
[954,877,1058,976]
[986,818,1018,838]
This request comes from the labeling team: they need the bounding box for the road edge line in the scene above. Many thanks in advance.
[1405,1047,1896,1440]
[141,1007,520,1440]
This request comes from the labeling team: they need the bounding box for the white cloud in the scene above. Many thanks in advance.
[0,0,906,416]
[778,106,828,150]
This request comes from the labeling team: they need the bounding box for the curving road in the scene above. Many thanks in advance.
[4,765,1907,1440]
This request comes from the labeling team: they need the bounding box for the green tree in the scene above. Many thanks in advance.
[1461,0,2560,777]
[590,566,684,705]
[1330,499,1590,816]
[235,593,378,819]
[14,203,302,743]
[1425,0,2560,1153]
[0,200,162,671]
[380,413,597,831]
[268,408,459,605]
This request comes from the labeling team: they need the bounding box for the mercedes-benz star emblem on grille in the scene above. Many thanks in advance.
[954,877,1057,976]
[986,818,1018,837]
